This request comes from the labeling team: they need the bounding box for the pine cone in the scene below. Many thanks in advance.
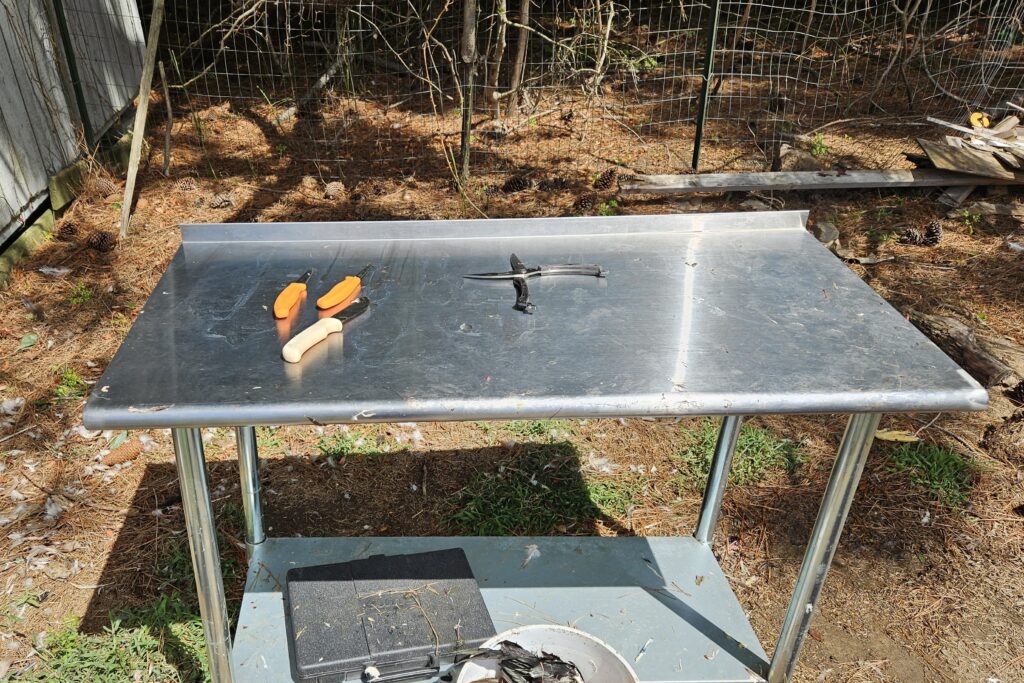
[899,228,924,245]
[483,185,502,197]
[175,177,198,194]
[86,230,117,252]
[324,181,346,200]
[100,440,144,467]
[209,191,234,209]
[593,168,618,190]
[54,219,78,241]
[538,177,569,192]
[501,175,533,194]
[93,177,118,197]
[572,192,597,214]
[922,219,943,246]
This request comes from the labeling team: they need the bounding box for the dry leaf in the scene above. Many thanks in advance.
[875,429,920,442]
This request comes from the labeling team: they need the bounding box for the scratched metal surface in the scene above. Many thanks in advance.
[83,212,986,429]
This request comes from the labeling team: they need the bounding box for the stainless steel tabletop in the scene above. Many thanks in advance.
[83,211,986,429]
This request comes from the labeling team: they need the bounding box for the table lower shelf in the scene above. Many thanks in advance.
[232,536,768,683]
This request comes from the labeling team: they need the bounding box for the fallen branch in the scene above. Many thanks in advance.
[907,309,1016,387]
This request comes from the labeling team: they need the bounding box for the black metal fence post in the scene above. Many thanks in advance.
[691,0,722,171]
[51,0,95,150]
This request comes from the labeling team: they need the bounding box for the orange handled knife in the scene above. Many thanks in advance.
[273,270,312,319]
[316,264,374,310]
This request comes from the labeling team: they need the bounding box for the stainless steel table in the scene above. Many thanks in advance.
[83,211,986,683]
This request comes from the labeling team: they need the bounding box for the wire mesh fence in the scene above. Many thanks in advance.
[153,0,1024,183]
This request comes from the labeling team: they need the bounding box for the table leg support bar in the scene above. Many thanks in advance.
[767,413,881,683]
[172,428,236,683]
[694,415,744,545]
[235,426,265,554]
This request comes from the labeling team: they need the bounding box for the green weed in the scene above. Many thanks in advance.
[888,442,974,507]
[810,133,829,157]
[959,210,982,234]
[317,429,377,458]
[18,616,182,682]
[674,419,803,489]
[449,442,597,535]
[501,419,574,440]
[256,426,282,451]
[69,282,93,306]
[596,199,620,216]
[54,367,86,400]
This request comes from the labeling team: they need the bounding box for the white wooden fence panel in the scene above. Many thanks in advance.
[0,0,143,241]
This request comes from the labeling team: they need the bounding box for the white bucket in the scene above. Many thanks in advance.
[455,625,640,683]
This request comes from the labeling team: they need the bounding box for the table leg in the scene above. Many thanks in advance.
[694,415,744,544]
[172,428,235,683]
[767,413,881,683]
[235,426,265,555]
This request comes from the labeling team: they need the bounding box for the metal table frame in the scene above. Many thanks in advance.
[85,212,986,683]
[172,412,879,683]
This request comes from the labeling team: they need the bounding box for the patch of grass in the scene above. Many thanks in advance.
[54,367,87,400]
[500,419,574,440]
[17,616,183,682]
[256,426,282,451]
[587,477,645,517]
[674,419,804,489]
[810,132,829,157]
[69,282,93,306]
[449,442,598,535]
[867,227,898,246]
[316,429,377,458]
[888,442,974,507]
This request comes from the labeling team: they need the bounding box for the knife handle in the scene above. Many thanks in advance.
[273,281,307,318]
[282,318,344,363]
[317,276,361,310]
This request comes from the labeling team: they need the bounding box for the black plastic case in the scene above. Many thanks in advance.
[283,548,496,682]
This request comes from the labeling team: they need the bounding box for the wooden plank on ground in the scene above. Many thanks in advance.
[619,168,1024,195]
[917,139,1016,180]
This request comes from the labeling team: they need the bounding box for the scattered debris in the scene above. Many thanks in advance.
[572,192,597,213]
[739,198,770,211]
[501,175,533,194]
[175,176,199,193]
[20,296,44,321]
[537,177,570,192]
[2,398,25,416]
[53,219,79,241]
[100,439,144,466]
[72,425,102,440]
[37,266,71,277]
[209,191,234,208]
[85,231,117,253]
[16,334,38,352]
[92,177,118,197]
[521,544,541,568]
[810,221,840,248]
[324,180,346,200]
[875,429,920,442]
[593,168,618,190]
[635,638,653,662]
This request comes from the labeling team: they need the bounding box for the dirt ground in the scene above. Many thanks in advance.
[0,93,1022,682]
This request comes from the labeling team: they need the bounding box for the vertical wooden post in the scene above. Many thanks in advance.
[459,0,479,180]
[691,0,722,171]
[120,0,166,238]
